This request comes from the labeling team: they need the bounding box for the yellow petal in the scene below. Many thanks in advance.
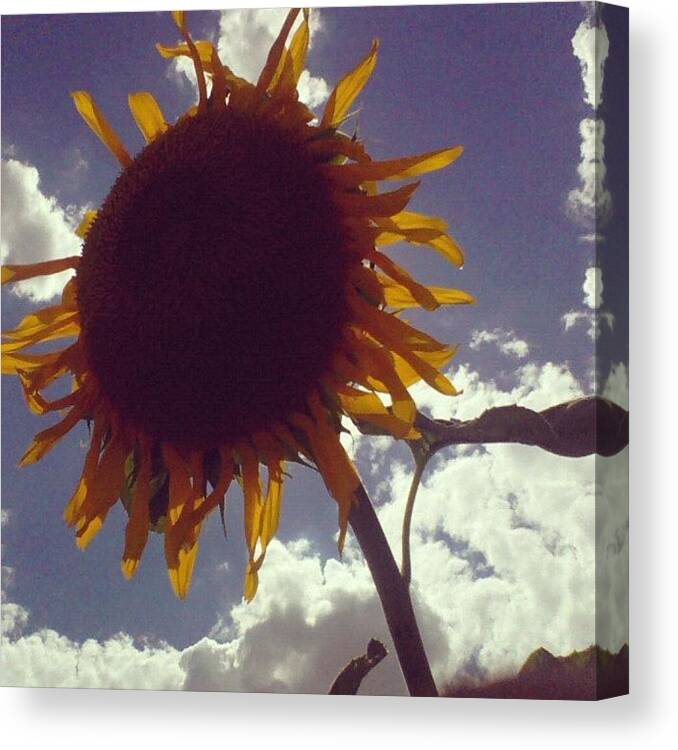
[4,305,77,341]
[121,442,152,579]
[168,542,200,599]
[338,390,411,439]
[171,10,185,31]
[257,8,300,93]
[17,369,78,416]
[128,92,168,143]
[323,146,463,186]
[288,8,310,83]
[243,561,259,602]
[380,277,476,309]
[1,349,62,376]
[156,39,213,63]
[350,292,447,352]
[191,448,234,526]
[393,348,458,395]
[162,444,193,524]
[336,181,419,217]
[1,316,80,354]
[321,39,379,129]
[260,458,285,549]
[75,211,98,239]
[2,256,79,285]
[71,91,132,168]
[369,250,438,311]
[374,211,465,267]
[64,419,106,524]
[238,442,262,554]
[392,348,456,388]
[74,435,130,548]
[19,399,87,467]
[351,339,417,428]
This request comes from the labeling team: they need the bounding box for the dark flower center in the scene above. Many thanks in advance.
[77,107,352,448]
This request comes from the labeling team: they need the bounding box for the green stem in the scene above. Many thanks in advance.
[401,455,427,589]
[349,483,438,697]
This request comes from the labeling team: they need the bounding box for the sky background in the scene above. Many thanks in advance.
[1,2,628,694]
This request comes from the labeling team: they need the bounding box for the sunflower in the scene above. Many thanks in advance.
[1,9,472,601]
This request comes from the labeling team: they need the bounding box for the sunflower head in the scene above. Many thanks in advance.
[1,9,473,601]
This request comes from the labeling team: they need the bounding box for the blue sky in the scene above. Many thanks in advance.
[1,4,628,693]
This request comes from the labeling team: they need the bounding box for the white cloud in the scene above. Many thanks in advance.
[562,266,614,340]
[571,14,610,109]
[1,363,627,693]
[583,265,603,309]
[566,117,612,229]
[602,362,629,410]
[469,328,530,359]
[562,309,614,340]
[172,8,330,110]
[1,158,84,302]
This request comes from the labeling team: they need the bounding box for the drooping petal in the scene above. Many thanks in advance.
[349,338,417,428]
[17,369,79,416]
[1,349,63,376]
[156,39,214,64]
[337,389,411,439]
[71,91,132,167]
[321,39,379,129]
[374,211,465,267]
[335,181,419,217]
[128,92,168,143]
[259,457,285,549]
[349,292,448,352]
[1,314,80,354]
[121,441,152,579]
[190,447,234,526]
[19,397,89,467]
[392,347,458,389]
[73,431,130,548]
[380,277,476,309]
[322,146,463,186]
[64,418,106,524]
[368,250,439,310]
[4,305,78,341]
[238,442,263,555]
[2,256,79,285]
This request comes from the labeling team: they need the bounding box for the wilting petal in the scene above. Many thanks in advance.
[2,256,79,285]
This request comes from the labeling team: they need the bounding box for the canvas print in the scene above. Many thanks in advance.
[0,3,628,699]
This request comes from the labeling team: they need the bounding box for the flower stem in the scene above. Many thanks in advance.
[349,483,438,697]
[401,453,427,589]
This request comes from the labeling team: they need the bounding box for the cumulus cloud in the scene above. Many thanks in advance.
[566,118,612,229]
[1,158,84,302]
[583,266,603,309]
[172,8,330,109]
[562,266,614,340]
[571,10,610,110]
[567,5,611,238]
[562,309,614,340]
[602,362,629,410]
[469,328,530,359]
[1,363,627,693]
